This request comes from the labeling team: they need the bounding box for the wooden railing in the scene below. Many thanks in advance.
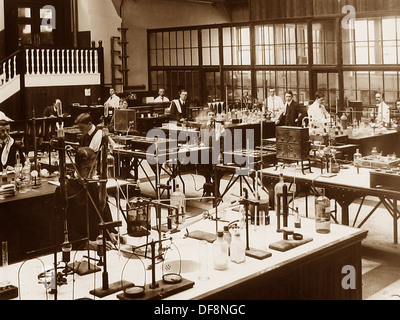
[0,41,104,103]
[25,47,99,76]
[0,51,21,104]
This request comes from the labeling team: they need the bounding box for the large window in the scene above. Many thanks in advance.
[312,20,337,65]
[148,14,400,107]
[202,28,220,66]
[223,26,251,65]
[343,17,400,65]
[255,23,308,65]
[149,30,199,67]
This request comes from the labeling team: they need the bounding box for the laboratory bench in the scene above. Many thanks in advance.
[5,213,367,300]
[0,177,130,264]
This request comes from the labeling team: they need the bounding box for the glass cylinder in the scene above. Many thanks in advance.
[198,240,210,281]
[1,241,11,286]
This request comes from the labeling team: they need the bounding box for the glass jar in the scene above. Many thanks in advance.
[315,190,331,234]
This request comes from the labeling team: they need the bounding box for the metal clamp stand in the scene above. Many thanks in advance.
[241,188,272,260]
[276,184,291,233]
[89,220,133,298]
[117,237,195,300]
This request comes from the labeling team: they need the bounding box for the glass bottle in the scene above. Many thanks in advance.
[353,149,362,166]
[315,190,331,234]
[340,113,348,130]
[170,184,186,224]
[223,226,231,256]
[230,230,246,264]
[15,150,22,180]
[1,168,7,185]
[213,231,228,271]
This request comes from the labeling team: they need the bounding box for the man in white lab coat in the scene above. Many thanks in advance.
[307,92,331,126]
[266,88,285,121]
[375,92,391,124]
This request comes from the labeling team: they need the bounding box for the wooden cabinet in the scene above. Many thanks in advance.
[276,126,310,161]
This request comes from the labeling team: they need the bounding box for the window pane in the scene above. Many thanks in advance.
[170,32,177,48]
[202,48,210,65]
[163,49,170,66]
[383,41,397,64]
[177,31,184,48]
[191,30,198,47]
[356,42,369,64]
[185,48,191,66]
[201,29,210,47]
[276,45,285,64]
[343,41,355,65]
[177,48,184,65]
[223,47,232,65]
[163,32,170,48]
[344,71,357,102]
[157,50,163,66]
[241,27,250,46]
[192,48,199,65]
[383,18,396,41]
[184,30,191,48]
[355,20,368,42]
[149,33,156,50]
[18,24,32,45]
[150,50,157,66]
[211,29,219,47]
[211,47,219,65]
[170,49,177,66]
[223,28,231,46]
[384,71,398,103]
[157,32,163,49]
[242,46,251,65]
[18,7,31,18]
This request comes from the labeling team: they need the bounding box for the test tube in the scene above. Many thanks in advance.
[1,241,10,286]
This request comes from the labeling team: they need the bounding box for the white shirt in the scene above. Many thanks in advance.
[105,94,120,109]
[1,136,13,166]
[376,101,390,123]
[87,125,103,153]
[267,95,285,114]
[154,96,170,103]
[307,101,331,124]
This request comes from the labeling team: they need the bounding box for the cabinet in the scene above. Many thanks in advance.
[276,126,311,173]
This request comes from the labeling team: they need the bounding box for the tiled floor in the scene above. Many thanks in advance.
[120,164,400,300]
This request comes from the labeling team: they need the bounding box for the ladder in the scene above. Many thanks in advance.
[110,27,129,89]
